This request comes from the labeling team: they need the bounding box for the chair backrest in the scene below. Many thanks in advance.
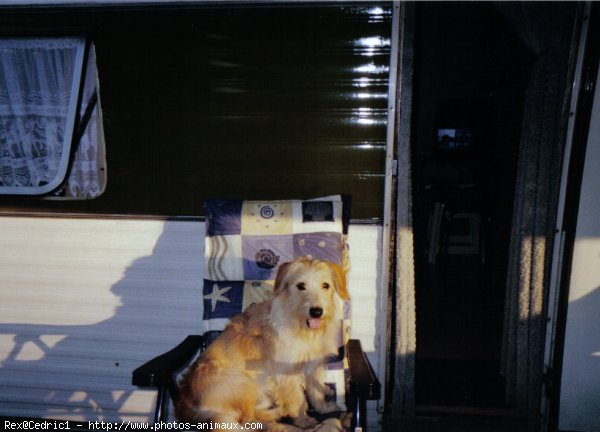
[201,195,350,408]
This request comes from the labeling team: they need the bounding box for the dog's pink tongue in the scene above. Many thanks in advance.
[307,318,322,329]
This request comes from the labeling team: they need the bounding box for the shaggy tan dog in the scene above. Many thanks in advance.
[175,258,349,431]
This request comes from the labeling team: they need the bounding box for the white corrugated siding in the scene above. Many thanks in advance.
[345,224,384,431]
[0,216,383,428]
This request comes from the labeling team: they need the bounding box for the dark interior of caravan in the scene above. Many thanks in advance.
[411,2,532,410]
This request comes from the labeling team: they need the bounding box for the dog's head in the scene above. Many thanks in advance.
[273,258,349,331]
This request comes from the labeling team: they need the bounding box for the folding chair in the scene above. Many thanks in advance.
[132,196,380,431]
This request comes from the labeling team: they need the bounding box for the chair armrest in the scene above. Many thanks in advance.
[132,335,203,388]
[347,339,381,400]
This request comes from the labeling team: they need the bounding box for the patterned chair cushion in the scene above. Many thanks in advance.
[202,195,350,409]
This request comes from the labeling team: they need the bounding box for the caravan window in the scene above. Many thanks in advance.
[0,37,106,198]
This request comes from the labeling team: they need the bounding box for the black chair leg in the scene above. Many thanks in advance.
[154,386,170,424]
[350,395,367,432]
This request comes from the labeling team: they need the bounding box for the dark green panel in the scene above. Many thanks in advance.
[0,3,392,220]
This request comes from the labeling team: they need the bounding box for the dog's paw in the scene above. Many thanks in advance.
[318,418,343,432]
[304,418,343,432]
[293,414,318,429]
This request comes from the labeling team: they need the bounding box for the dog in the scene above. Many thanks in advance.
[175,258,349,432]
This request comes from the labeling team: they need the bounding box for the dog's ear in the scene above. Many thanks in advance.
[274,261,293,295]
[330,262,349,300]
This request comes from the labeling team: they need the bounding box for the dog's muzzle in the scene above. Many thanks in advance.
[307,307,323,330]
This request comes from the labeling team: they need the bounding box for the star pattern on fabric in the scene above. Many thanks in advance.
[203,283,232,312]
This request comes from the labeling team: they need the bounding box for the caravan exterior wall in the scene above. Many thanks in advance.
[0,216,383,429]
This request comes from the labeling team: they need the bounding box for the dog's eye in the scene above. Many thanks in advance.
[322,283,330,290]
[296,282,306,291]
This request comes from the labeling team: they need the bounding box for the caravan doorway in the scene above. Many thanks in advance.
[411,2,531,410]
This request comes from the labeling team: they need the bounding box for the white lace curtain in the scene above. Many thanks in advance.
[61,44,106,199]
[0,37,105,198]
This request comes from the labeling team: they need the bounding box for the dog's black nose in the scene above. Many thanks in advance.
[309,307,323,318]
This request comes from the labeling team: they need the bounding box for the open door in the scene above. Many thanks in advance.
[542,4,600,431]
[391,2,585,428]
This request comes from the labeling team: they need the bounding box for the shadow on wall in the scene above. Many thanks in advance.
[0,220,204,421]
[559,285,600,432]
